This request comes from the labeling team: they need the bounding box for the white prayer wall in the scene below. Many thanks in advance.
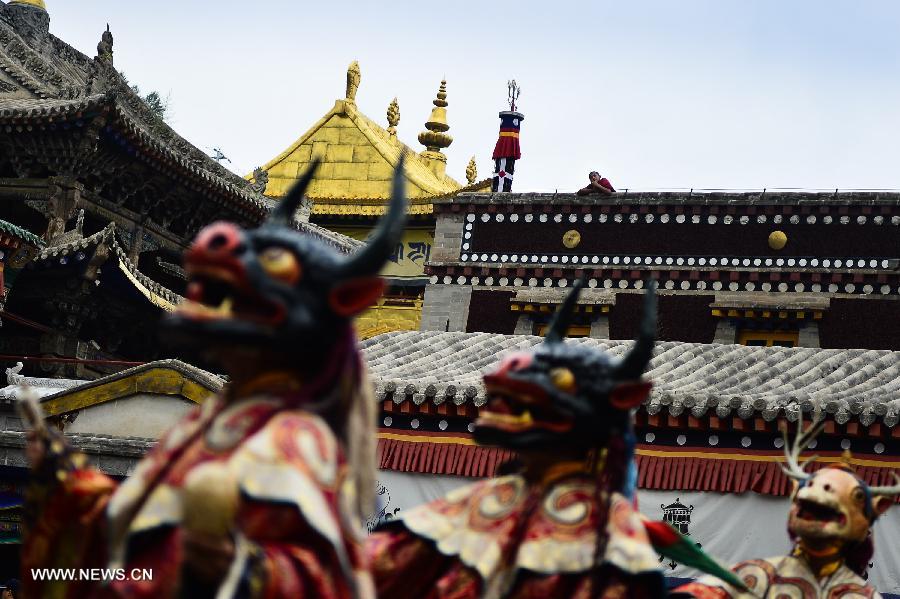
[374,470,900,595]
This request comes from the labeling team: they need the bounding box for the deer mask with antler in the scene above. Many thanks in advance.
[781,410,900,558]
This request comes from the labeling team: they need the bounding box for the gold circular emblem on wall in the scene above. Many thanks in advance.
[768,230,787,250]
[563,230,582,249]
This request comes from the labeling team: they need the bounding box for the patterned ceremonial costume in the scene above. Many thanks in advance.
[674,413,900,599]
[23,336,372,599]
[21,159,410,598]
[370,472,662,598]
[678,556,880,599]
[369,281,667,598]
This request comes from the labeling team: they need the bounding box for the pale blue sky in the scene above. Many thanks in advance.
[44,1,900,192]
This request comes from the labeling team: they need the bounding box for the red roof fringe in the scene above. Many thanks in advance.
[637,454,900,499]
[378,437,515,478]
[378,438,900,500]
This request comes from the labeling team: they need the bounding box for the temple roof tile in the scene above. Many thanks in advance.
[360,330,900,427]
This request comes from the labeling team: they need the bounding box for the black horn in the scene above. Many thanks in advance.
[544,278,586,344]
[616,281,657,380]
[267,157,321,225]
[336,155,408,279]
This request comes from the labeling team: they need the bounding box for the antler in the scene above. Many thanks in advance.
[781,407,825,482]
[869,473,900,497]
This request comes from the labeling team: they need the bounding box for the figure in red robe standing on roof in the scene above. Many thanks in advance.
[18,159,409,598]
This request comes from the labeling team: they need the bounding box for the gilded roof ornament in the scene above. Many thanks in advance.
[346,61,361,103]
[418,79,453,152]
[466,156,477,184]
[387,97,400,137]
[8,0,47,10]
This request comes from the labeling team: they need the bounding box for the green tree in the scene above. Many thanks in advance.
[120,72,170,122]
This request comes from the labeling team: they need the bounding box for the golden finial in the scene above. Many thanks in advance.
[9,0,47,9]
[387,97,400,136]
[466,156,477,184]
[346,61,361,103]
[418,79,453,152]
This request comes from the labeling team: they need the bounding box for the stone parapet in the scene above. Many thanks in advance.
[430,212,465,263]
[440,190,900,207]
[420,284,472,332]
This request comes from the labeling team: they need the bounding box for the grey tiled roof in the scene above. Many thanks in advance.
[0,93,273,217]
[0,93,361,254]
[0,375,83,402]
[37,222,114,261]
[361,331,900,427]
[299,220,364,252]
[0,430,152,475]
[34,223,185,307]
[33,220,362,310]
[37,358,224,404]
[0,16,361,255]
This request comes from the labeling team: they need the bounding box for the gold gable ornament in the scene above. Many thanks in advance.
[387,97,400,137]
[346,61,361,104]
[466,156,477,185]
[8,0,47,9]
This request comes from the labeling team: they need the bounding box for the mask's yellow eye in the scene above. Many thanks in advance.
[259,247,301,285]
[549,367,576,393]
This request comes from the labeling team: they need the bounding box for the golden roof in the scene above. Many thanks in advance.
[9,0,47,9]
[251,62,469,215]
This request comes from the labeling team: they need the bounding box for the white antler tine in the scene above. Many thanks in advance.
[869,472,900,497]
[782,407,822,482]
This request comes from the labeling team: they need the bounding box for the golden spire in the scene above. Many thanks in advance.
[346,61,361,104]
[418,79,453,178]
[418,80,452,151]
[9,0,47,9]
[387,97,400,137]
[466,156,477,184]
